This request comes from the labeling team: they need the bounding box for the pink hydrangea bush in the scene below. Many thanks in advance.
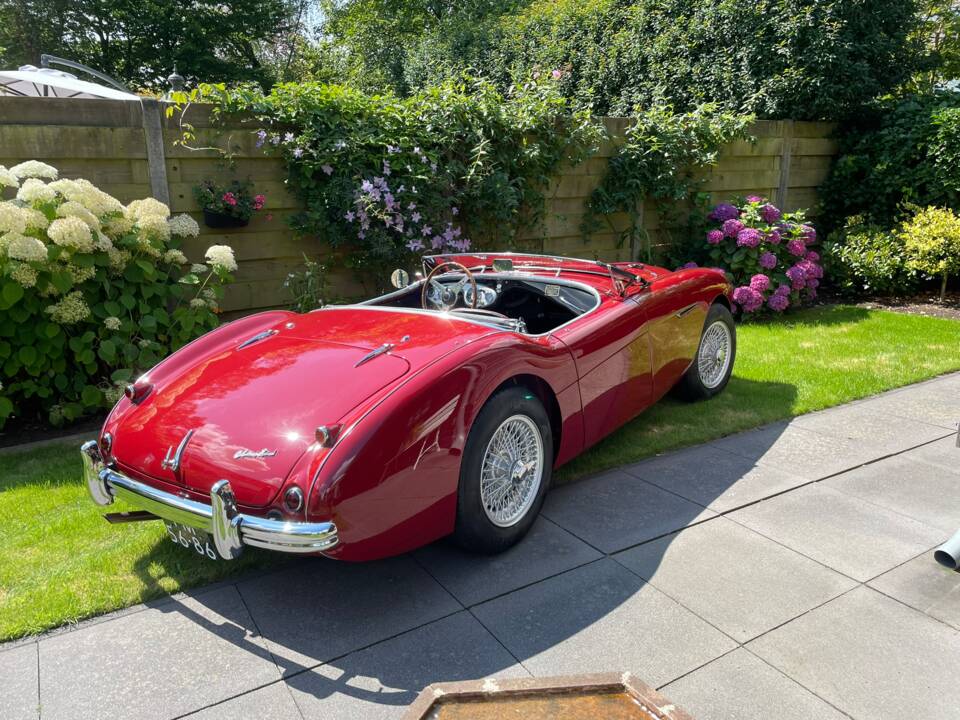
[703,197,823,315]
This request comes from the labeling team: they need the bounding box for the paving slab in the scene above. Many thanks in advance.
[825,453,960,533]
[0,643,38,720]
[623,444,808,513]
[869,553,960,630]
[38,586,280,720]
[286,611,528,720]
[614,517,856,643]
[748,586,960,720]
[662,648,848,720]
[791,400,951,452]
[414,517,602,607]
[866,376,960,430]
[238,555,461,677]
[710,422,888,479]
[730,484,944,582]
[471,558,736,688]
[901,435,960,475]
[183,682,303,719]
[542,469,716,554]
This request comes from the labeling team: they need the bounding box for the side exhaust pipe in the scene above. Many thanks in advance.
[935,529,960,570]
[933,425,960,569]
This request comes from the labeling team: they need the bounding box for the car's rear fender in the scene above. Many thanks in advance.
[303,334,578,561]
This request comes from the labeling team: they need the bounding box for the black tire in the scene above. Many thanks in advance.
[453,386,553,554]
[676,302,736,401]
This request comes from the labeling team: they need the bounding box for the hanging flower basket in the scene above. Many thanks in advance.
[194,179,266,229]
[202,209,249,228]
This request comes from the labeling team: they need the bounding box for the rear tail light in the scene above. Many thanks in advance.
[99,432,113,462]
[124,381,153,404]
[283,486,304,513]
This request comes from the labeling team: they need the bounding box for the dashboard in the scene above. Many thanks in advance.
[375,275,600,335]
[427,281,499,308]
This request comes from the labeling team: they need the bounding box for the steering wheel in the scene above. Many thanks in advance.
[421,260,478,311]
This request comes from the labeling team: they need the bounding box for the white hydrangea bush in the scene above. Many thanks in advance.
[0,162,236,428]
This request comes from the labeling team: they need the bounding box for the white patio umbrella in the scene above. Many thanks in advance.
[0,65,139,101]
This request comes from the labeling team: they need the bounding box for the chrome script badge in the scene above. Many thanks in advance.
[233,448,278,460]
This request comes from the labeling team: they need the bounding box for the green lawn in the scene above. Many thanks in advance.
[2,304,960,641]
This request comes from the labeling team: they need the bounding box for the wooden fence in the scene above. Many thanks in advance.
[0,98,836,316]
[534,118,837,263]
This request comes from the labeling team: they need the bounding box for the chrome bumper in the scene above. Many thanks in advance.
[81,440,338,559]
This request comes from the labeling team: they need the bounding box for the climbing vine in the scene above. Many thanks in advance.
[174,76,602,288]
[584,104,753,263]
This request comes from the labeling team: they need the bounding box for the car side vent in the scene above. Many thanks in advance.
[237,329,278,350]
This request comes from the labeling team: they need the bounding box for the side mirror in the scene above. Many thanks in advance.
[492,258,513,272]
[390,269,410,288]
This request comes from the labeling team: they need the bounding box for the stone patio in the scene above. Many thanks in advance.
[2,373,959,720]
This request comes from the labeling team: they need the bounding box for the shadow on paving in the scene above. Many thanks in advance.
[120,378,801,714]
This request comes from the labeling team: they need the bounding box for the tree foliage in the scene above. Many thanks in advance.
[0,0,308,89]
[315,0,926,120]
[908,0,960,91]
[820,91,960,231]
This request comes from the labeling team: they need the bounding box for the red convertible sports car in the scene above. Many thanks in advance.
[82,252,734,562]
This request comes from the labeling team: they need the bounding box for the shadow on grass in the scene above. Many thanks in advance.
[557,376,799,483]
[738,303,871,328]
[128,377,798,713]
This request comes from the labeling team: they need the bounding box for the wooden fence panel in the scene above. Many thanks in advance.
[0,99,835,314]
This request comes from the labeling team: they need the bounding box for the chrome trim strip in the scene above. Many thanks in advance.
[675,303,698,318]
[425,251,638,284]
[81,441,338,559]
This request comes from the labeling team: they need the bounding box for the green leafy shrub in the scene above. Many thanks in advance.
[284,255,330,314]
[822,217,918,298]
[322,0,924,121]
[900,205,960,301]
[821,92,960,230]
[584,104,753,261]
[0,162,235,429]
[184,76,602,287]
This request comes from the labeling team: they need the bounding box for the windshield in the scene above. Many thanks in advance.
[423,252,637,289]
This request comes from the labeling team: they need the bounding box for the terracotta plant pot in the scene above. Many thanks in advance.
[403,672,694,719]
[202,209,248,228]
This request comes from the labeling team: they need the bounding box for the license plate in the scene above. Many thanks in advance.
[164,521,218,560]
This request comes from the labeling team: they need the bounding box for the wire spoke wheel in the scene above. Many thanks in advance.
[697,319,732,389]
[479,414,544,528]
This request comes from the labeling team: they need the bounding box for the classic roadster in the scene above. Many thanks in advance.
[81,252,734,562]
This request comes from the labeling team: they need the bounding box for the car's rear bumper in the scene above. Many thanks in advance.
[81,440,338,559]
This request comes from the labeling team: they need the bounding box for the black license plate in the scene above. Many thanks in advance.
[164,521,218,560]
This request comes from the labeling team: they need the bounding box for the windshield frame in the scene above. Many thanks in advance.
[423,252,638,293]
[357,271,603,337]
